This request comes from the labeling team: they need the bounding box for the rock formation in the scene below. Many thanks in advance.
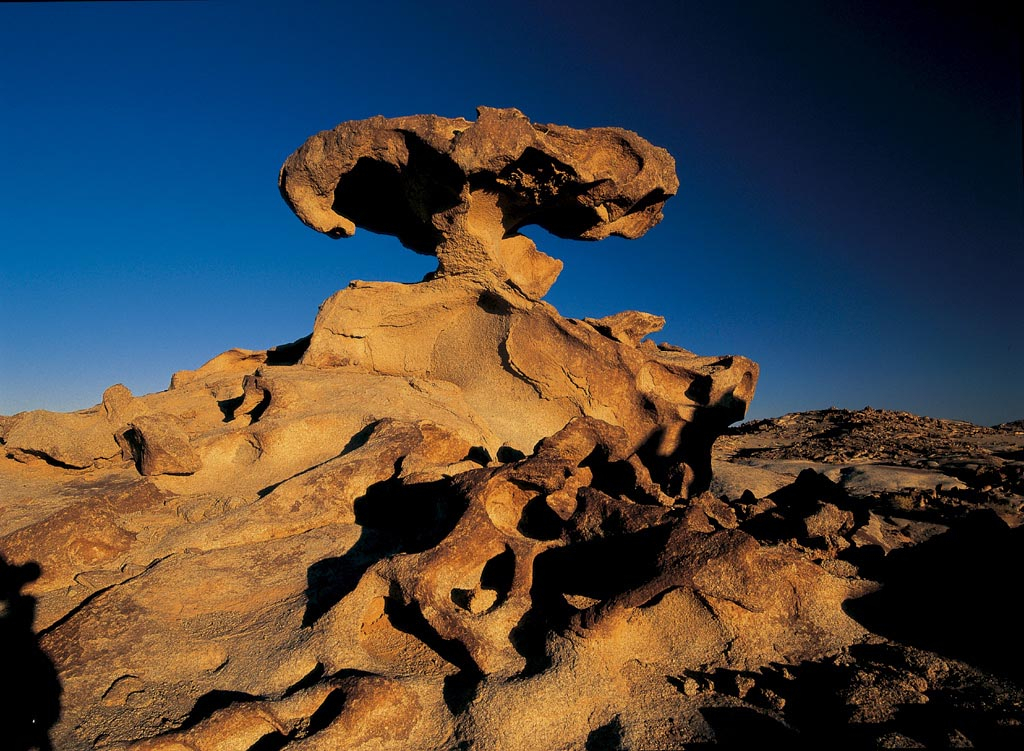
[279,105,678,299]
[278,107,755,497]
[1,110,1021,750]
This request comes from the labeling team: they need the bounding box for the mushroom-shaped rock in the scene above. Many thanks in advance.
[279,106,679,300]
[282,109,756,496]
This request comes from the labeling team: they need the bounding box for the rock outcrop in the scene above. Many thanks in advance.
[279,106,678,299]
[2,110,1020,750]
[279,107,754,498]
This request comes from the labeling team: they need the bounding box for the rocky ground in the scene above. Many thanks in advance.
[3,110,1022,749]
[7,403,1022,751]
[709,407,1024,747]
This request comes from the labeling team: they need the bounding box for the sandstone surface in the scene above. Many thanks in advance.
[279,106,678,300]
[2,111,1021,750]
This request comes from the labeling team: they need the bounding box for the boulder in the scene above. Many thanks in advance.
[121,413,202,476]
[2,408,120,469]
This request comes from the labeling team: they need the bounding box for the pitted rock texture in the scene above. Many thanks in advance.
[5,404,1023,750]
[298,276,757,499]
[2,113,1020,750]
[279,106,678,299]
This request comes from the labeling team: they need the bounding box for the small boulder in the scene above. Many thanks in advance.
[122,413,202,476]
[803,501,855,539]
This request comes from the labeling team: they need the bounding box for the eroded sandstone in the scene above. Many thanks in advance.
[279,106,678,299]
[3,111,1018,750]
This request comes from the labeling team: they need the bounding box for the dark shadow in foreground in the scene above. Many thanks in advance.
[845,509,1024,686]
[1,555,62,751]
[302,474,467,626]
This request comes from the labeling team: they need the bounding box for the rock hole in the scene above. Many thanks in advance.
[480,545,515,596]
[518,495,563,540]
[735,369,755,404]
[331,133,464,255]
[497,147,598,238]
[218,395,245,423]
[452,545,517,614]
[303,476,467,625]
[119,428,145,474]
[476,289,514,315]
[443,671,480,716]
[496,446,527,463]
[582,448,648,502]
[304,687,349,736]
[353,475,466,553]
[450,588,475,612]
[532,524,671,601]
[623,187,670,217]
[465,445,492,465]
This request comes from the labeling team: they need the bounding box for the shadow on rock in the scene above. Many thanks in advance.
[302,475,468,626]
[694,706,798,748]
[845,509,1024,684]
[1,555,61,751]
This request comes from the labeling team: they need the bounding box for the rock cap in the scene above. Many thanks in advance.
[279,107,679,299]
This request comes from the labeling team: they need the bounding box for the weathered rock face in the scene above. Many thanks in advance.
[298,275,756,499]
[280,107,754,499]
[279,106,679,299]
[6,111,1018,750]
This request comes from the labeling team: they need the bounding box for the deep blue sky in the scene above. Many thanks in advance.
[2,0,1021,425]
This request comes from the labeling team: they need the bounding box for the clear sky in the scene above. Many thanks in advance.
[2,0,1021,425]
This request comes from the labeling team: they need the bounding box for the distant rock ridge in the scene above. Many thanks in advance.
[5,111,1019,750]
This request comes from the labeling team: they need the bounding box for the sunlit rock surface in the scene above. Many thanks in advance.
[2,111,1021,750]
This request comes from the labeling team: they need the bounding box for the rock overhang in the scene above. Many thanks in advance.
[279,106,680,299]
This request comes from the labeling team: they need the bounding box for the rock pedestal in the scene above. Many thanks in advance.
[0,110,853,751]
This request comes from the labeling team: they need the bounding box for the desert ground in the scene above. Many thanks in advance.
[2,109,1021,750]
